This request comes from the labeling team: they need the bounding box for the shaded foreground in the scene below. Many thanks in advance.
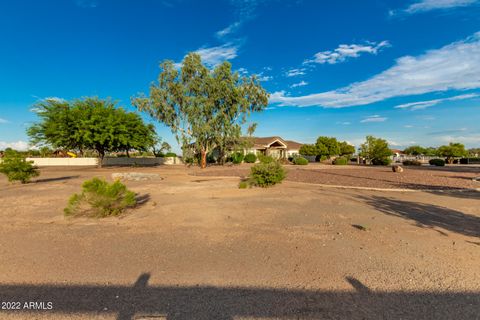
[1,273,479,319]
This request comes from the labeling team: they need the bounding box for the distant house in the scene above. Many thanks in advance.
[240,136,303,159]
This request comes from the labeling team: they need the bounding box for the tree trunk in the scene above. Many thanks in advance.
[200,149,207,169]
[98,150,104,168]
[126,149,130,158]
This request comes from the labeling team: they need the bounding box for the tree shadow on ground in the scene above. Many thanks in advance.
[34,175,80,183]
[357,195,480,237]
[0,273,479,320]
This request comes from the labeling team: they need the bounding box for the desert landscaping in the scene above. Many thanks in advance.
[0,164,479,319]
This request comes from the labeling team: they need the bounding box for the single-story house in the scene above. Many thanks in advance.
[241,136,304,159]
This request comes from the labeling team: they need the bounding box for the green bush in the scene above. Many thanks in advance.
[250,161,285,187]
[0,151,39,183]
[64,178,136,218]
[333,157,348,165]
[293,157,308,165]
[244,153,257,163]
[429,158,446,166]
[402,160,422,166]
[230,152,244,164]
[372,158,392,166]
[257,154,275,164]
[165,152,176,157]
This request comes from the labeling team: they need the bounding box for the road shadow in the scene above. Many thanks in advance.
[357,195,480,237]
[0,273,479,319]
[34,175,80,183]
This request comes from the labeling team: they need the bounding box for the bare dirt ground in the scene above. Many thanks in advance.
[0,165,479,319]
[191,163,480,190]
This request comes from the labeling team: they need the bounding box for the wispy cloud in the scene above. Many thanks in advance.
[0,118,8,124]
[337,121,351,125]
[402,0,478,14]
[0,140,30,151]
[304,41,390,65]
[215,0,264,39]
[394,93,479,110]
[291,81,308,88]
[285,68,306,77]
[191,43,239,66]
[360,115,387,123]
[270,32,480,108]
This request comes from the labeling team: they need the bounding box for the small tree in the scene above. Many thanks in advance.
[315,136,340,159]
[0,150,39,183]
[338,141,355,157]
[437,142,467,164]
[359,136,392,165]
[299,144,318,157]
[403,145,426,156]
[132,53,268,168]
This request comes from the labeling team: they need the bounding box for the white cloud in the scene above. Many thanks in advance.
[305,41,390,65]
[0,118,8,124]
[270,32,480,108]
[404,124,414,128]
[291,81,308,88]
[439,133,480,144]
[216,21,242,38]
[195,43,239,66]
[360,115,387,123]
[337,121,351,125]
[403,0,478,14]
[285,68,306,77]
[257,74,272,81]
[394,93,479,110]
[0,140,31,151]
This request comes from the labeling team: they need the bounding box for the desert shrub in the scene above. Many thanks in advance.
[371,158,392,166]
[293,157,308,165]
[333,157,348,165]
[250,161,285,187]
[0,151,39,183]
[165,152,176,157]
[230,152,244,164]
[429,158,446,166]
[244,153,257,163]
[402,160,422,166]
[257,154,275,164]
[64,178,136,218]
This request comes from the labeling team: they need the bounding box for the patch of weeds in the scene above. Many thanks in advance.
[64,177,136,218]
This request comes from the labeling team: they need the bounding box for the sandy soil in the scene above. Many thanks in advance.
[0,165,479,319]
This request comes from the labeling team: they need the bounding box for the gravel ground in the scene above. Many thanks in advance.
[190,164,480,190]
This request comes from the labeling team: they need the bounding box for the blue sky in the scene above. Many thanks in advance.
[1,0,479,152]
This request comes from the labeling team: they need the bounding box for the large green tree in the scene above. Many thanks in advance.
[437,142,467,164]
[132,53,269,168]
[28,97,156,167]
[359,136,392,165]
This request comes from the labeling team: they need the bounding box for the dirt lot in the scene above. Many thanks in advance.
[0,165,479,319]
[192,163,480,190]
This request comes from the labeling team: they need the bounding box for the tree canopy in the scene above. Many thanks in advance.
[359,136,392,165]
[437,142,467,163]
[403,145,426,156]
[299,136,354,159]
[28,97,156,166]
[132,53,269,168]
